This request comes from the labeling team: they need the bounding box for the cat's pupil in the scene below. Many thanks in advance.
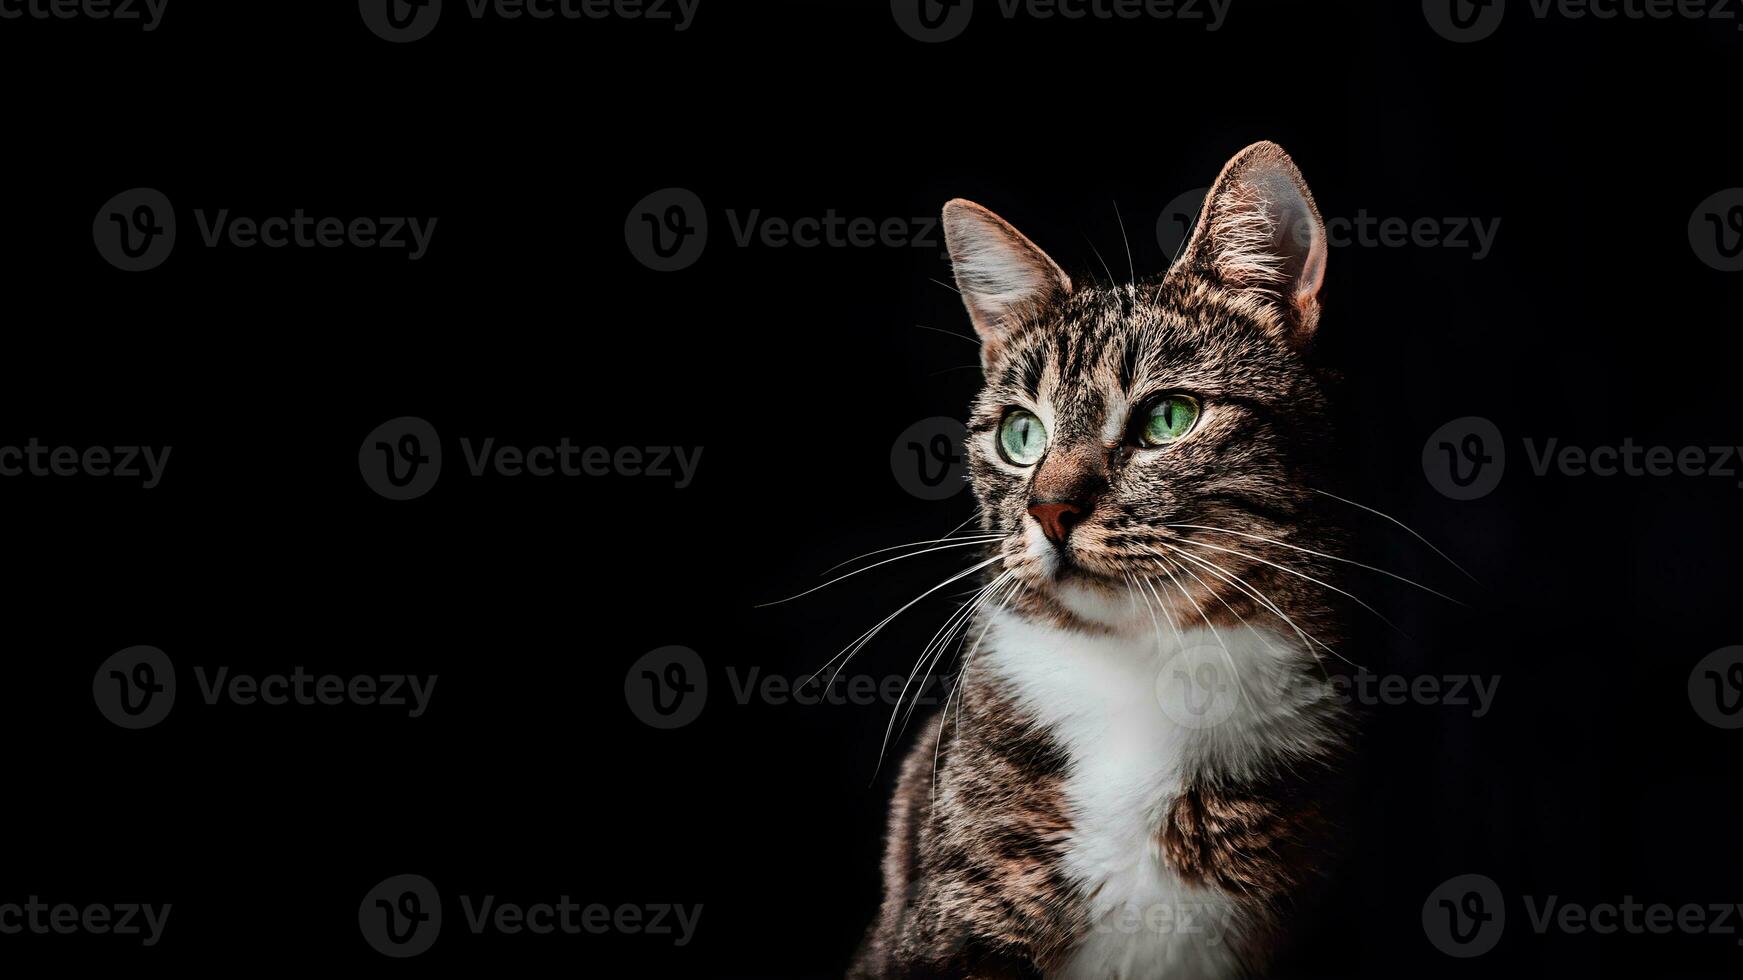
[999,410,1047,465]
[1141,395,1199,446]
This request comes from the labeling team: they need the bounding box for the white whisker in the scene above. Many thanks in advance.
[883,571,1013,771]
[1150,554,1253,713]
[803,554,1005,692]
[1164,535,1413,641]
[759,537,1000,608]
[1309,486,1482,585]
[1162,523,1467,606]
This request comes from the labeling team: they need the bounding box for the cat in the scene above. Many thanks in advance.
[850,142,1354,979]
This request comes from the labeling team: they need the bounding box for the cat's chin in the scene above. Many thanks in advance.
[1050,574,1150,631]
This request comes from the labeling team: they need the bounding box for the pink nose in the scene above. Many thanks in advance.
[1027,500,1087,544]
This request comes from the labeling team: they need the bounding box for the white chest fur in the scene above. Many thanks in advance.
[979,605,1334,980]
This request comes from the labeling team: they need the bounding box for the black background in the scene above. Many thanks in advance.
[2,0,1739,975]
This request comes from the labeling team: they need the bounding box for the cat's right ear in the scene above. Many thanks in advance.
[942,199,1071,364]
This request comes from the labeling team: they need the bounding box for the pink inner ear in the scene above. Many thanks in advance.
[1293,227,1328,311]
[942,199,1072,349]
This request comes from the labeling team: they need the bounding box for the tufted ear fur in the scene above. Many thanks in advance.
[1176,141,1327,346]
[941,199,1072,367]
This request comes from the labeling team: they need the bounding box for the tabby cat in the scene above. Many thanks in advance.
[851,142,1353,979]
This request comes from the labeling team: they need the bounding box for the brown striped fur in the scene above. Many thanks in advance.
[853,143,1351,979]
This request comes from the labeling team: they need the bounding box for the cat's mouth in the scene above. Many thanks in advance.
[1031,533,1123,586]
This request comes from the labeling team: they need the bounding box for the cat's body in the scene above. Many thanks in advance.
[852,143,1352,979]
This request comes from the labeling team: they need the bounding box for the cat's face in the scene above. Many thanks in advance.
[944,142,1336,630]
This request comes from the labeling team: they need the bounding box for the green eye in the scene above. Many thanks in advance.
[998,410,1047,466]
[1140,395,1201,447]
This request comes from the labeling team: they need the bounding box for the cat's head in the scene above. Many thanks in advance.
[946,142,1338,632]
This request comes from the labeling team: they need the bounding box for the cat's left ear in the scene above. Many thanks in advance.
[942,199,1072,365]
[1176,141,1328,345]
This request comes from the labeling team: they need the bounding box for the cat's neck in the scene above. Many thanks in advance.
[974,604,1345,785]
